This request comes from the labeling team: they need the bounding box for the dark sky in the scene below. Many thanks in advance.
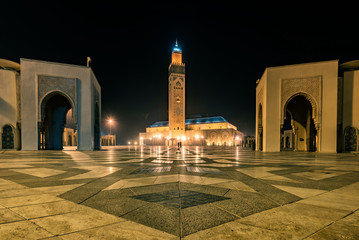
[2,2,358,144]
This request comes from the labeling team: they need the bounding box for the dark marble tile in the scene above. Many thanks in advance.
[121,203,180,236]
[130,167,171,175]
[214,190,279,217]
[181,203,239,236]
[82,196,145,217]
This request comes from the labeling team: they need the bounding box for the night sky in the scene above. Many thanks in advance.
[2,2,358,144]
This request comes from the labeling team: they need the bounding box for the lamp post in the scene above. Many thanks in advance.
[109,119,113,135]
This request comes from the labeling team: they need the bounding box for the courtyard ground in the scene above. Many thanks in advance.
[0,146,358,239]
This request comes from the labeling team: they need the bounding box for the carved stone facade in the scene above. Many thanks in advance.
[256,60,338,152]
[281,76,322,128]
[344,126,358,152]
[15,58,101,151]
[38,75,77,123]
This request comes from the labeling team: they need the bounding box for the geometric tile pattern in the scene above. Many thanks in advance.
[131,189,230,209]
[11,168,65,178]
[0,146,359,239]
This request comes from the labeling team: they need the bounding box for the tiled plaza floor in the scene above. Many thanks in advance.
[0,146,359,239]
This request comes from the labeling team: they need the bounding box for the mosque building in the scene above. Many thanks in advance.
[139,42,243,146]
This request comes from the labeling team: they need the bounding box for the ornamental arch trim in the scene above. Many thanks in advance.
[282,92,319,128]
[38,90,76,124]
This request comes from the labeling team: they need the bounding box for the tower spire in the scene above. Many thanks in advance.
[173,39,181,53]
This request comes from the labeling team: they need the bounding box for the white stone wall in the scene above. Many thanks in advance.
[20,58,100,150]
[0,69,18,149]
[256,60,339,152]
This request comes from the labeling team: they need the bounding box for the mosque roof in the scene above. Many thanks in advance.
[339,60,359,71]
[148,116,228,128]
[0,59,20,71]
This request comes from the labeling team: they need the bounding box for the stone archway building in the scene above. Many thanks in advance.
[256,60,359,153]
[0,58,101,150]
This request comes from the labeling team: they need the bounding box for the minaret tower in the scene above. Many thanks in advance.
[169,40,185,139]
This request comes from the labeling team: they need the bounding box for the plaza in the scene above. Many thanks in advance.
[0,147,358,239]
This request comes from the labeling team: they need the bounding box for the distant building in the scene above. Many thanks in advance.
[0,58,101,151]
[256,60,359,153]
[243,136,255,149]
[139,42,244,146]
[62,128,77,146]
[101,135,116,146]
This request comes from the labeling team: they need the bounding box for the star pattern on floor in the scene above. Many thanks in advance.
[0,146,358,239]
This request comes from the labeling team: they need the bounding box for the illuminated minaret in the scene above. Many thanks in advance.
[168,40,185,139]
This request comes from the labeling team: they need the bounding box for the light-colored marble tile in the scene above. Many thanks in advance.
[10,200,86,219]
[31,209,125,235]
[293,170,349,181]
[0,163,33,168]
[260,174,298,183]
[0,180,27,191]
[104,176,157,190]
[336,211,359,227]
[0,194,62,208]
[332,182,359,196]
[152,160,173,164]
[213,159,235,164]
[184,160,206,164]
[0,220,53,239]
[325,165,359,171]
[183,220,290,240]
[200,163,234,168]
[31,184,84,195]
[60,220,178,240]
[237,202,350,238]
[236,167,285,178]
[179,175,203,185]
[0,208,24,224]
[119,159,144,163]
[297,192,359,211]
[273,185,327,198]
[154,174,179,184]
[306,221,359,239]
[65,166,121,180]
[200,176,232,185]
[0,188,44,198]
[211,181,256,192]
[11,168,65,178]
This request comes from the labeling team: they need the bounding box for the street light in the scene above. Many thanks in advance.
[108,119,113,135]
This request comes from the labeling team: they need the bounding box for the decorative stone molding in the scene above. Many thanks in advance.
[344,126,358,152]
[37,75,77,123]
[257,86,263,105]
[281,76,322,126]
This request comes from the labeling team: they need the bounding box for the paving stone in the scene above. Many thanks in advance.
[0,146,358,238]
